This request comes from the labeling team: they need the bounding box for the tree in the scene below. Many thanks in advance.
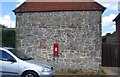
[0,24,7,28]
[105,33,111,36]
[0,24,16,48]
[2,29,16,48]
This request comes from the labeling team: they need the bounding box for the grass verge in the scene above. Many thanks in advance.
[55,69,107,75]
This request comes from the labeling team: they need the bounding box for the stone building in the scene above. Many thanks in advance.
[13,1,105,70]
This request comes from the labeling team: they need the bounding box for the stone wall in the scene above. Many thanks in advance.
[16,11,102,70]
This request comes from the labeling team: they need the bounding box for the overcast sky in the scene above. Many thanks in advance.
[0,0,120,36]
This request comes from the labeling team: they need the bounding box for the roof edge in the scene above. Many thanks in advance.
[93,2,106,13]
[113,13,120,21]
[13,2,106,13]
[13,10,105,14]
[13,2,26,13]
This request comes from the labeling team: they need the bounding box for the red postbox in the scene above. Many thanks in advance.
[54,43,59,57]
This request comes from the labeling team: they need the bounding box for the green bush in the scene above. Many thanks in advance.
[0,28,16,48]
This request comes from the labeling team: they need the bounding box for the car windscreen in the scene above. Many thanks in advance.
[8,49,33,60]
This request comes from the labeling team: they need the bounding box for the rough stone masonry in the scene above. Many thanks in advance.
[14,0,105,70]
[14,2,105,70]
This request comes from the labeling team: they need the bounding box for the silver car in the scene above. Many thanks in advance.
[0,47,54,77]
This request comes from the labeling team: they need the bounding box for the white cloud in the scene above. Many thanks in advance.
[16,3,22,8]
[1,0,119,2]
[102,14,117,27]
[102,24,116,36]
[102,14,117,36]
[112,4,118,10]
[15,0,26,8]
[95,0,119,2]
[111,24,116,30]
[1,0,26,2]
[17,0,26,3]
[102,33,107,36]
[0,15,15,28]
[102,31,115,36]
[95,0,119,12]
[96,2,118,11]
[105,3,118,10]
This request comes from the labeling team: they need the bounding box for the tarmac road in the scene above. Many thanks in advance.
[102,67,120,75]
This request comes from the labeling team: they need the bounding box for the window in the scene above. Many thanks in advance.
[8,49,32,60]
[1,50,15,62]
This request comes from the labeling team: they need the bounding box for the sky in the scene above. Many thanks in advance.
[0,0,120,36]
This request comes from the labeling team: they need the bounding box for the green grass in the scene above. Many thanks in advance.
[55,69,107,75]
[98,69,107,75]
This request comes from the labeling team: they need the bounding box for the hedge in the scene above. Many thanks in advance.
[0,28,16,48]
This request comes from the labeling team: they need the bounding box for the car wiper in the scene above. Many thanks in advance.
[21,57,34,60]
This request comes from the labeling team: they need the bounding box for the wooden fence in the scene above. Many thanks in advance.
[102,43,120,67]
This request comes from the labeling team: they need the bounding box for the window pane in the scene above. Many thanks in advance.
[2,51,14,61]
[8,49,31,60]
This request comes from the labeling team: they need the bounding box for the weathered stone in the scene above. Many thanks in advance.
[66,53,73,58]
[16,11,102,70]
[90,51,96,57]
[94,58,101,63]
